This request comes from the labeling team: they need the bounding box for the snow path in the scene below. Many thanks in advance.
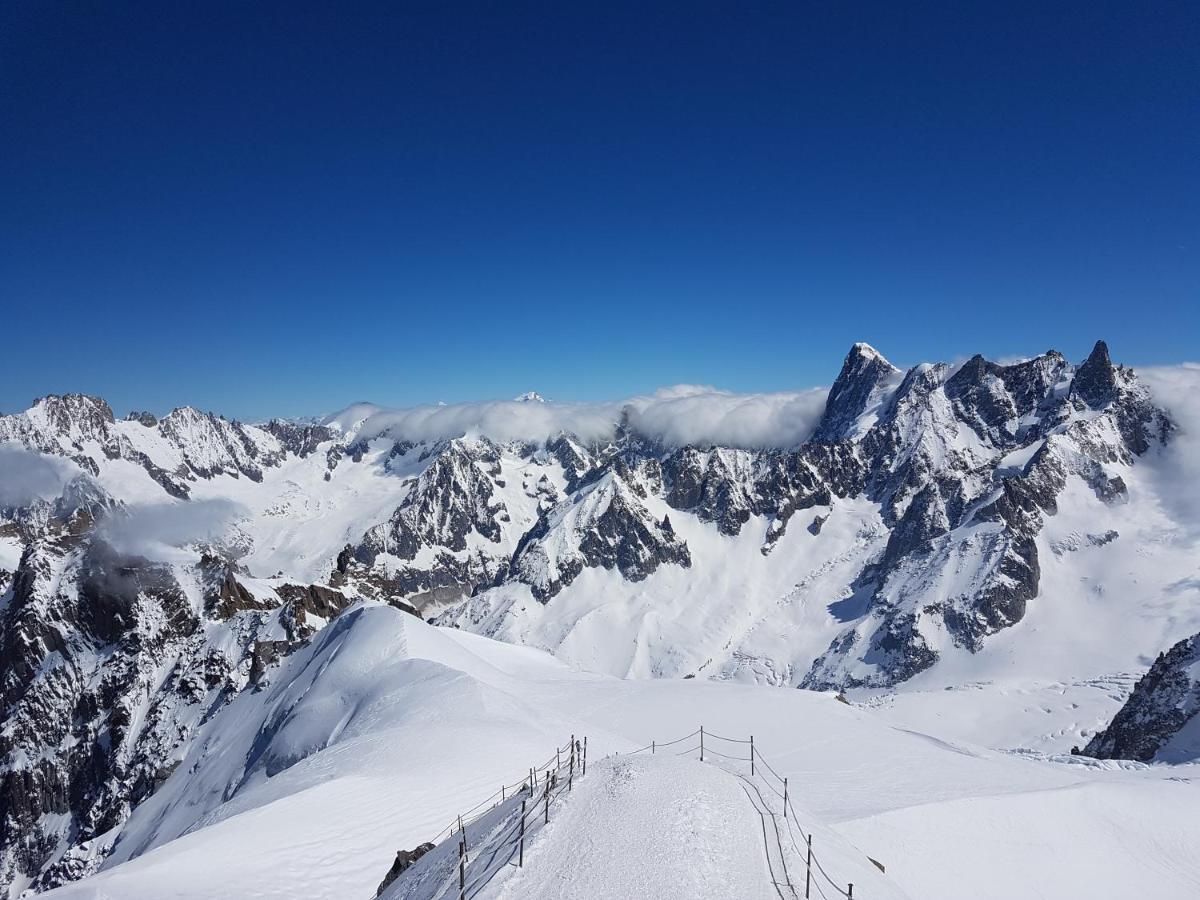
[43,610,1200,900]
[486,755,778,900]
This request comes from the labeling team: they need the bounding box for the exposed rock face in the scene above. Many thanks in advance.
[801,344,1167,689]
[0,338,1181,893]
[0,537,281,891]
[263,419,336,458]
[0,395,286,497]
[1084,632,1200,762]
[358,439,504,561]
[512,472,691,600]
[376,843,435,896]
[812,343,902,442]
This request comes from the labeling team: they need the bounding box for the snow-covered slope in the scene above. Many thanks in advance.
[2,339,1199,894]
[41,609,1200,900]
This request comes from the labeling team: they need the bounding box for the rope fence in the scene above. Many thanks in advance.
[618,726,859,900]
[391,735,589,900]
[391,726,861,900]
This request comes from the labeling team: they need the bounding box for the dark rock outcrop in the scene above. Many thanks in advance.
[1084,632,1200,762]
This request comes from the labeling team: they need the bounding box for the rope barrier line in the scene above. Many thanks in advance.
[412,729,856,900]
[738,782,790,900]
[703,730,753,743]
[752,748,788,784]
[615,727,858,900]
[406,734,590,900]
[702,746,751,762]
[653,729,702,747]
[737,771,797,898]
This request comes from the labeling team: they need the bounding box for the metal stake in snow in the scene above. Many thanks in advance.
[519,799,526,867]
[457,838,466,900]
[804,834,812,898]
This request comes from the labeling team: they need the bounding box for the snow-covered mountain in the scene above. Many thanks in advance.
[1,340,1198,894]
[1084,630,1200,763]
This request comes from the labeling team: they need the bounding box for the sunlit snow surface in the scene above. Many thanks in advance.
[45,608,1200,900]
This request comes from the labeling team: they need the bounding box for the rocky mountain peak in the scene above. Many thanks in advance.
[1071,339,1118,408]
[1084,630,1200,762]
[812,343,903,443]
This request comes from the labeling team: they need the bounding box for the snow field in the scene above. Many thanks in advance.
[43,608,1200,900]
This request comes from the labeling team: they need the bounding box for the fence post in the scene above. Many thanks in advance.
[700,726,704,762]
[544,780,550,824]
[750,735,754,775]
[583,736,587,776]
[652,740,655,754]
[557,746,561,771]
[502,784,505,802]
[783,777,789,820]
[804,834,812,899]
[848,885,853,899]
[570,735,576,780]
[458,839,466,900]
[519,799,526,867]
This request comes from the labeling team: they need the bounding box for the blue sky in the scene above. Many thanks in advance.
[2,1,1196,419]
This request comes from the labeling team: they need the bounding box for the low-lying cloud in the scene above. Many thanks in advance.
[623,386,829,449]
[0,442,80,507]
[1140,363,1200,536]
[97,498,247,561]
[346,384,831,450]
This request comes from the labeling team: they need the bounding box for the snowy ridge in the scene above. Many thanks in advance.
[42,610,1200,900]
[2,340,1199,895]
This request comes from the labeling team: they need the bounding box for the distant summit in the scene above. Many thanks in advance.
[514,391,547,402]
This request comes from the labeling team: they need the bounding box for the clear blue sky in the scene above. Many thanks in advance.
[2,1,1196,419]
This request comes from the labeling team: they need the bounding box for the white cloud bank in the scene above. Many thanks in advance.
[97,499,248,561]
[1140,363,1200,536]
[342,385,831,450]
[0,442,81,507]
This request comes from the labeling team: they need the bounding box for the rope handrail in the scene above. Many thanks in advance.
[615,727,859,900]
[655,729,702,747]
[406,728,859,900]
[703,729,752,743]
[703,746,750,762]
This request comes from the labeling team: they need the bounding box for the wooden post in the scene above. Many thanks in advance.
[519,799,526,867]
[502,784,506,802]
[557,746,561,771]
[805,834,812,898]
[847,884,853,899]
[458,839,466,900]
[750,735,755,775]
[583,736,587,776]
[544,780,550,823]
[652,740,655,754]
[783,777,789,820]
[570,735,575,779]
[700,726,704,762]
